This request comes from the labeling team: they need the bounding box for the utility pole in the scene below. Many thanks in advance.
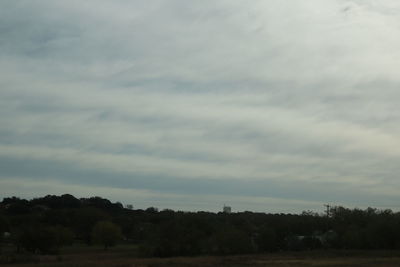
[324,204,331,217]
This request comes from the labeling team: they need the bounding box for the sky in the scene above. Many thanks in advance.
[1,0,400,213]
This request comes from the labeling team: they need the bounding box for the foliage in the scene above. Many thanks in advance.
[91,221,122,249]
[11,225,74,254]
[3,194,400,257]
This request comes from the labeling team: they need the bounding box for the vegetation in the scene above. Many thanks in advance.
[91,221,122,250]
[1,194,400,261]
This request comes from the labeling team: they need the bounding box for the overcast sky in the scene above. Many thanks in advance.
[1,0,400,213]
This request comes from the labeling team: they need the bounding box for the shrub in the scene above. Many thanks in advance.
[91,221,122,249]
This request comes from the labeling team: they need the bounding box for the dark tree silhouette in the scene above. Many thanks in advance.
[91,221,122,250]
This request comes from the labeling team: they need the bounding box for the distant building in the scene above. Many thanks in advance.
[223,205,231,213]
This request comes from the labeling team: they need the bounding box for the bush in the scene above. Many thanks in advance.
[18,226,57,254]
[13,225,74,254]
[91,221,122,249]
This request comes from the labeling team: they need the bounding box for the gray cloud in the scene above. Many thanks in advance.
[1,0,400,212]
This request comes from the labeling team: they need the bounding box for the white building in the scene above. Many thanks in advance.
[223,205,231,213]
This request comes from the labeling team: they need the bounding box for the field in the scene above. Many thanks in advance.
[3,247,400,267]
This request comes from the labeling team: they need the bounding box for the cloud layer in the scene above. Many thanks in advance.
[1,0,400,212]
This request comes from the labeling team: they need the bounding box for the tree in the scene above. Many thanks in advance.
[17,225,58,254]
[213,225,254,255]
[50,225,75,248]
[256,225,277,252]
[91,221,122,250]
[0,215,9,253]
[73,207,109,244]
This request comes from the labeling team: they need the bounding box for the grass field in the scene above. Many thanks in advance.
[4,247,400,267]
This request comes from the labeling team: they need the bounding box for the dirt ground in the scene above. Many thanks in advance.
[4,249,400,267]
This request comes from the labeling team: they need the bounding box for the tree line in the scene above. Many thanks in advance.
[1,194,400,257]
